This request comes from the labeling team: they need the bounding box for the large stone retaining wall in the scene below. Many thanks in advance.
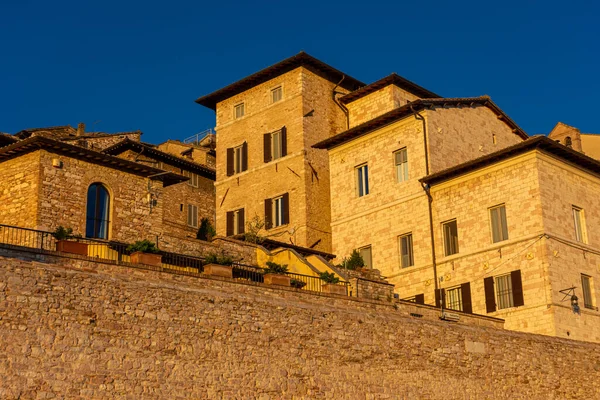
[1,248,599,399]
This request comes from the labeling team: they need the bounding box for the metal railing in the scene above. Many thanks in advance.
[0,224,348,294]
[183,129,216,147]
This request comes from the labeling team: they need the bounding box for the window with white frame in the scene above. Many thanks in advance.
[234,102,245,119]
[582,274,594,310]
[359,246,372,269]
[273,196,285,228]
[442,219,459,256]
[272,129,283,160]
[495,274,514,310]
[399,233,414,268]
[234,145,244,174]
[356,164,369,197]
[183,170,199,187]
[271,86,282,103]
[573,206,587,243]
[446,286,463,311]
[394,148,408,182]
[187,204,198,228]
[489,204,508,243]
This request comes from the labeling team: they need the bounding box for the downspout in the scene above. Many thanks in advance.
[411,104,439,292]
[332,75,350,130]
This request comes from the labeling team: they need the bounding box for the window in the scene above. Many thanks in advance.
[183,171,199,187]
[399,233,414,268]
[226,142,248,176]
[442,220,459,256]
[226,208,245,236]
[356,164,369,197]
[263,127,287,163]
[187,204,198,228]
[271,86,283,103]
[264,193,289,229]
[234,102,245,119]
[86,183,110,239]
[582,274,594,310]
[446,286,463,311]
[565,136,573,148]
[358,246,372,269]
[573,206,587,243]
[394,148,408,182]
[489,204,508,243]
[484,270,524,313]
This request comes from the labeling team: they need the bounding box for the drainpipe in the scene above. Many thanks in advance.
[332,76,350,130]
[411,104,439,292]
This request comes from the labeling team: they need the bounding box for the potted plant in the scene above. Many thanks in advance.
[127,239,162,266]
[54,226,88,256]
[339,249,366,271]
[203,252,234,278]
[263,261,291,287]
[320,271,347,295]
[290,279,307,289]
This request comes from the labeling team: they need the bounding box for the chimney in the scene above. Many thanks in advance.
[77,122,85,136]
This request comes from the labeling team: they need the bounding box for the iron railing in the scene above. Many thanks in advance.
[0,224,348,294]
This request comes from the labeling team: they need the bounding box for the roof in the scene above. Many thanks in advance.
[0,133,19,147]
[230,235,336,260]
[195,51,365,110]
[103,138,216,180]
[60,130,143,141]
[420,135,600,185]
[312,96,528,150]
[0,136,188,187]
[339,73,441,104]
[15,125,76,139]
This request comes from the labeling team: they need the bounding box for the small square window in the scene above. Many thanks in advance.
[271,86,283,103]
[234,103,245,119]
[489,204,508,243]
[394,148,408,183]
[358,246,372,269]
[356,164,369,197]
[399,233,414,268]
[442,220,459,256]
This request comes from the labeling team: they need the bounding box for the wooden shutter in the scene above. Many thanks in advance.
[511,270,524,307]
[282,192,290,225]
[237,208,245,235]
[226,148,234,176]
[263,133,272,163]
[281,126,287,157]
[461,282,473,314]
[241,142,248,171]
[264,198,273,230]
[414,293,425,305]
[435,288,446,308]
[484,276,496,313]
[226,211,234,236]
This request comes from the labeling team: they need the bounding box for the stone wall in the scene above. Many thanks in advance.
[347,84,420,128]
[1,248,599,399]
[0,151,40,229]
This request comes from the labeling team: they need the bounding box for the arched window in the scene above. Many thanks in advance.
[565,136,573,148]
[86,183,110,239]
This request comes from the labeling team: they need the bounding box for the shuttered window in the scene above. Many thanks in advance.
[582,274,594,310]
[358,246,372,269]
[446,286,463,311]
[226,208,245,236]
[442,220,459,256]
[264,127,287,163]
[356,164,369,197]
[573,206,587,243]
[490,204,508,243]
[187,204,198,228]
[495,274,514,309]
[484,270,524,313]
[265,193,289,229]
[399,233,414,268]
[227,142,248,176]
[394,148,408,183]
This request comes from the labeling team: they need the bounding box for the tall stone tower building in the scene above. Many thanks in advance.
[196,52,363,252]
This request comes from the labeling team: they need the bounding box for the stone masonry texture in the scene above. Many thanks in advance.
[1,248,599,399]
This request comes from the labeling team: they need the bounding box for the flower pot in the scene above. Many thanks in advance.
[322,283,347,296]
[56,240,88,256]
[130,251,162,266]
[264,273,291,287]
[203,263,233,278]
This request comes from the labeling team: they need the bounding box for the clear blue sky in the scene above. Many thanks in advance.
[2,0,598,144]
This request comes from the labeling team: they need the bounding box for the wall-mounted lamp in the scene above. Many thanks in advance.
[571,294,580,315]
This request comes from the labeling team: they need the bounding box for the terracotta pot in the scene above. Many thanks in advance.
[264,273,291,287]
[130,251,162,266]
[322,283,347,296]
[56,240,88,256]
[203,263,233,278]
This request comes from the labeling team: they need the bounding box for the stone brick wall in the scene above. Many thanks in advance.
[347,84,420,128]
[157,140,216,169]
[0,151,40,229]
[1,248,599,399]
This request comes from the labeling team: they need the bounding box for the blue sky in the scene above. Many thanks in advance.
[1,1,598,144]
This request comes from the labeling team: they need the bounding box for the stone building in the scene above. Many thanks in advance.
[548,121,600,159]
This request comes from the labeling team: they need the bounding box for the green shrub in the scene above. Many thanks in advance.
[319,271,340,284]
[205,252,234,266]
[53,226,73,240]
[339,249,365,270]
[264,261,289,275]
[290,279,307,289]
[196,218,216,241]
[127,239,160,254]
